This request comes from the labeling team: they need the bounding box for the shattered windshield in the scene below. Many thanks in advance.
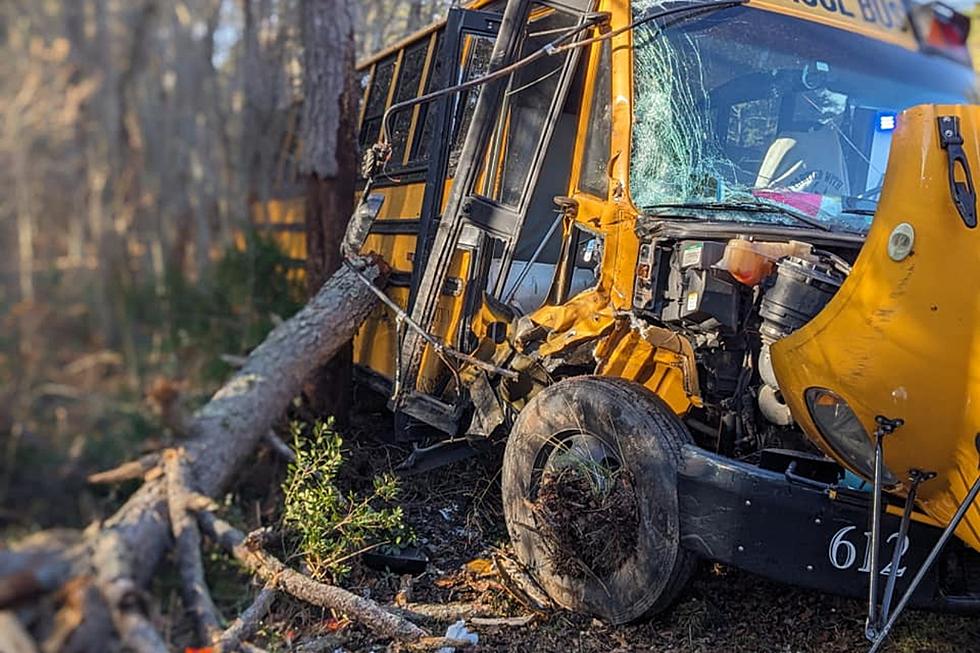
[630,2,975,233]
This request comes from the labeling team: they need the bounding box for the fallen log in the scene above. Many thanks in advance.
[5,259,387,648]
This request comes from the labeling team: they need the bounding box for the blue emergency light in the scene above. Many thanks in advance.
[877,112,897,132]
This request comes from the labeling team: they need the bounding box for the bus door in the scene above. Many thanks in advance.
[398,0,597,433]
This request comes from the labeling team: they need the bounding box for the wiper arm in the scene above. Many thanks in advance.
[644,199,833,232]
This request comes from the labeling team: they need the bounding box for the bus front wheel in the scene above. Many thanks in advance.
[501,376,696,624]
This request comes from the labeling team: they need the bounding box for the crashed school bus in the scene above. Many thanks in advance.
[341,0,980,644]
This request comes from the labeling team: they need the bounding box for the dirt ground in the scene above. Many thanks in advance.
[213,411,980,653]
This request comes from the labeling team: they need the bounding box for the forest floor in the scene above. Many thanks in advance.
[4,381,980,653]
[173,410,978,653]
[1,272,978,653]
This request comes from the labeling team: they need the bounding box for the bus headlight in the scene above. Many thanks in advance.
[804,388,898,486]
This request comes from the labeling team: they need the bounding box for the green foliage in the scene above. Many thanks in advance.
[282,419,412,581]
[124,232,305,383]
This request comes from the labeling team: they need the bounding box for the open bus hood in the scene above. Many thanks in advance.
[772,104,980,552]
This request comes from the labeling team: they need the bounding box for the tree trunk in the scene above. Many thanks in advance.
[300,0,358,424]
[1,261,385,611]
[12,139,34,304]
[106,260,384,587]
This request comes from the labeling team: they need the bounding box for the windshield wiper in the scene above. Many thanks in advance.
[644,199,833,232]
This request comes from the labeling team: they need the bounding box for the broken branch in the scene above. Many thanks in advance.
[164,448,223,644]
[263,430,296,462]
[87,452,161,485]
[215,585,276,652]
[195,509,427,643]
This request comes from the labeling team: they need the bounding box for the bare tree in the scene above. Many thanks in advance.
[299,0,358,422]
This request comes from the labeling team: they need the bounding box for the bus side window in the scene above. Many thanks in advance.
[578,41,612,198]
[359,56,397,152]
[389,41,430,168]
[410,34,444,166]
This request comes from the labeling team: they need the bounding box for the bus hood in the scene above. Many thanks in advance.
[772,104,980,552]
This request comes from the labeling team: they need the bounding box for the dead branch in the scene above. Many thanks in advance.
[92,531,168,653]
[220,354,248,368]
[263,430,296,462]
[389,602,501,622]
[0,546,79,609]
[469,615,535,627]
[164,448,222,644]
[86,452,161,485]
[215,584,275,652]
[194,509,428,643]
[95,576,167,653]
[0,610,39,653]
[405,636,479,651]
[41,577,115,653]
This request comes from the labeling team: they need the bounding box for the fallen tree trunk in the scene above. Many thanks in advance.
[95,258,385,588]
[2,259,386,647]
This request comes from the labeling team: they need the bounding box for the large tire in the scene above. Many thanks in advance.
[502,376,696,624]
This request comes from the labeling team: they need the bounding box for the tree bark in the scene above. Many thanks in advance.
[2,261,385,625]
[97,260,385,589]
[300,0,359,424]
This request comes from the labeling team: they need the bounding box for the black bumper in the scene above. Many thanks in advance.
[677,445,980,613]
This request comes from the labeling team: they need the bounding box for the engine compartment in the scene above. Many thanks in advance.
[632,230,856,458]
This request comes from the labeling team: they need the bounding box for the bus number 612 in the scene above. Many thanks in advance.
[828,525,910,576]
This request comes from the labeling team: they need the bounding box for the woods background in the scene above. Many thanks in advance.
[0,0,449,529]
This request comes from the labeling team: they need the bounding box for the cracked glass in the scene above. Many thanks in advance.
[630,1,974,233]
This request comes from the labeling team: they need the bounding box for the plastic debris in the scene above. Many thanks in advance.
[436,620,479,653]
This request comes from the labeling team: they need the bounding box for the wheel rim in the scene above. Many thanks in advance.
[530,429,623,500]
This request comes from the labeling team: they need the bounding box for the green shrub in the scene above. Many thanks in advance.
[282,419,412,580]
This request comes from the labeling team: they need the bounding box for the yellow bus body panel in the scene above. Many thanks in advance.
[772,104,980,552]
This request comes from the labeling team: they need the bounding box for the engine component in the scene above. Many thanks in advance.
[661,241,741,332]
[759,256,844,344]
[758,256,845,426]
[718,238,812,286]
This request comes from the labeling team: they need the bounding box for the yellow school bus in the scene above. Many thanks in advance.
[344,0,980,643]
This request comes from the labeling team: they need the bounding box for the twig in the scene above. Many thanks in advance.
[164,449,223,645]
[405,636,479,651]
[194,509,429,643]
[220,354,248,368]
[87,452,161,485]
[215,585,276,652]
[470,615,535,627]
[263,430,296,462]
[388,602,500,622]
